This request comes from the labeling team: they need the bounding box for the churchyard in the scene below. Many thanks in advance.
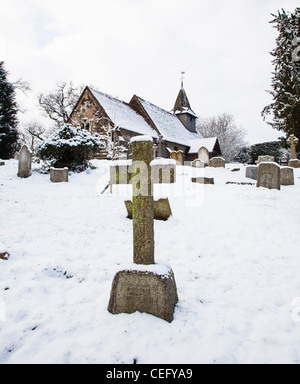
[1,148,300,364]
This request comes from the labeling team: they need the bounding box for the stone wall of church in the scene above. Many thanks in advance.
[69,88,110,135]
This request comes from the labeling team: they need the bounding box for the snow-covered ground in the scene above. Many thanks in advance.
[0,159,300,364]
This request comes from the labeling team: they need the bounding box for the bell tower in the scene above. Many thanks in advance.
[172,72,198,133]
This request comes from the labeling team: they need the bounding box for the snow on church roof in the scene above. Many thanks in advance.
[188,137,218,154]
[90,89,158,139]
[135,96,203,147]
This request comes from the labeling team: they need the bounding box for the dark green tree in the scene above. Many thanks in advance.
[0,61,19,159]
[262,8,300,150]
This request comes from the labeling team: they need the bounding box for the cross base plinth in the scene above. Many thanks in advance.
[288,159,300,168]
[108,266,178,323]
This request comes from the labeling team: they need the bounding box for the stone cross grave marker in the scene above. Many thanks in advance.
[287,134,300,168]
[17,145,32,178]
[108,136,178,322]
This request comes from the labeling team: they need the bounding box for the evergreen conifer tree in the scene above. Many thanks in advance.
[262,8,300,149]
[0,61,19,159]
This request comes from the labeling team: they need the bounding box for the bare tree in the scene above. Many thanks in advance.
[13,79,31,95]
[197,113,248,162]
[38,82,84,128]
[25,120,46,153]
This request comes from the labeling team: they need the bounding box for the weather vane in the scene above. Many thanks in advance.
[181,71,185,88]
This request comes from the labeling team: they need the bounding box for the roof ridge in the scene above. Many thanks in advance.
[134,95,176,116]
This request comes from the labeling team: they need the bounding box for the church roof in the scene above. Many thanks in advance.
[86,87,206,152]
[132,96,202,147]
[172,87,198,117]
[90,89,158,138]
[188,137,219,154]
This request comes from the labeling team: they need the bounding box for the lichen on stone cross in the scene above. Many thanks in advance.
[109,136,176,265]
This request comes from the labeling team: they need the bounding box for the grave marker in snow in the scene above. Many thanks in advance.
[257,162,281,190]
[191,159,205,168]
[256,155,275,165]
[0,161,5,166]
[108,136,178,322]
[17,145,32,178]
[125,198,172,221]
[198,147,210,166]
[287,134,300,168]
[245,166,258,181]
[209,157,225,168]
[280,167,294,186]
[50,167,69,183]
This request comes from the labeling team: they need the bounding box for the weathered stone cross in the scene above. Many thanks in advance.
[109,136,175,265]
[108,136,178,323]
[287,134,300,168]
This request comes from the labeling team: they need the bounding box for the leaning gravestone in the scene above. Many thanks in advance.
[257,162,280,190]
[280,167,294,186]
[50,167,69,183]
[198,147,210,166]
[209,157,225,168]
[108,136,178,322]
[17,145,32,178]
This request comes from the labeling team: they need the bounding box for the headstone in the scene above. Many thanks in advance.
[256,155,275,165]
[191,177,214,184]
[198,147,210,165]
[125,198,172,221]
[191,159,205,168]
[50,167,69,183]
[14,152,19,160]
[256,162,281,190]
[287,134,300,168]
[108,268,178,323]
[209,157,225,168]
[0,161,5,166]
[280,167,294,186]
[108,136,178,322]
[17,145,32,178]
[245,166,258,181]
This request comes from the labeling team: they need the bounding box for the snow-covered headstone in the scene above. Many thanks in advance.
[191,158,205,168]
[256,155,275,165]
[280,167,294,186]
[198,146,210,166]
[209,157,225,168]
[108,136,178,323]
[50,167,69,183]
[257,162,281,190]
[17,145,32,178]
[191,177,214,185]
[246,166,258,181]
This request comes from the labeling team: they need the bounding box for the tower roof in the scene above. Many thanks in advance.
[172,86,197,117]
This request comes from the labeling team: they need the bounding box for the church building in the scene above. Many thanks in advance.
[68,82,222,163]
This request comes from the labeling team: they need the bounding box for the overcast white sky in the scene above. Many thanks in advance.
[1,0,299,144]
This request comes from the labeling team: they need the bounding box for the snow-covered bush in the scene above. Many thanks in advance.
[38,124,103,171]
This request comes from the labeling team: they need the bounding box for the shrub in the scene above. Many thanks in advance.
[38,124,103,171]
